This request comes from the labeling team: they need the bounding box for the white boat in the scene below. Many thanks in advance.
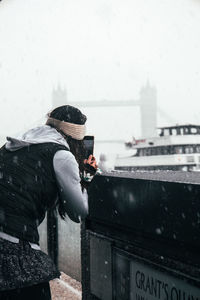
[114,124,200,172]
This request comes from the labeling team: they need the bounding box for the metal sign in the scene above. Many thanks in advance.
[130,260,200,300]
[114,251,200,300]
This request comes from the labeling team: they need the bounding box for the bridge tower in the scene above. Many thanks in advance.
[139,81,157,137]
[52,84,67,109]
[51,82,158,138]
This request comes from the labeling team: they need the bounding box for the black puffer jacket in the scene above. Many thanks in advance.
[0,143,67,244]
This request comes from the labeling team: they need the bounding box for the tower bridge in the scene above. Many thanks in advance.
[67,99,140,107]
[52,82,158,137]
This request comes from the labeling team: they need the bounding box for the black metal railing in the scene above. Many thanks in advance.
[81,171,200,300]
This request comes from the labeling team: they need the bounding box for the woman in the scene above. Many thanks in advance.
[0,105,97,299]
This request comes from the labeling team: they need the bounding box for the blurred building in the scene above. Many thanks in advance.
[140,81,157,137]
[51,82,158,138]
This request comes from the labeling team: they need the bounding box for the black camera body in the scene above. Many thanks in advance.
[83,135,94,159]
[83,136,96,175]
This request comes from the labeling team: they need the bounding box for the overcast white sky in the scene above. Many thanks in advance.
[0,0,200,140]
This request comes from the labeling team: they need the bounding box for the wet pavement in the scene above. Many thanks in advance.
[50,272,82,300]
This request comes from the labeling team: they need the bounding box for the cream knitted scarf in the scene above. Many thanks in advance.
[46,117,86,140]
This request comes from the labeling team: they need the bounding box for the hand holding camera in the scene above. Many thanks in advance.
[84,155,98,175]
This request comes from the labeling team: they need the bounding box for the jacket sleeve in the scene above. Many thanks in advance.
[53,150,88,223]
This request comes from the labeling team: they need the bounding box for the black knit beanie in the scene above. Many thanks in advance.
[49,105,87,125]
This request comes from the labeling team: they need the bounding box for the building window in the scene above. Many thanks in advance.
[191,127,197,134]
[174,146,183,154]
[185,146,194,154]
[196,146,200,153]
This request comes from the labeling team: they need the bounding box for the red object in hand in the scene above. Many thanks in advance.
[84,155,98,174]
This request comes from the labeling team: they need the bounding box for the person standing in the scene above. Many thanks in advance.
[0,105,97,299]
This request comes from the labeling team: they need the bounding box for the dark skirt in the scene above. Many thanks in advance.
[0,237,60,291]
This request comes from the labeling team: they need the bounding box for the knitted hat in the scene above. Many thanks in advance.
[46,105,87,140]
